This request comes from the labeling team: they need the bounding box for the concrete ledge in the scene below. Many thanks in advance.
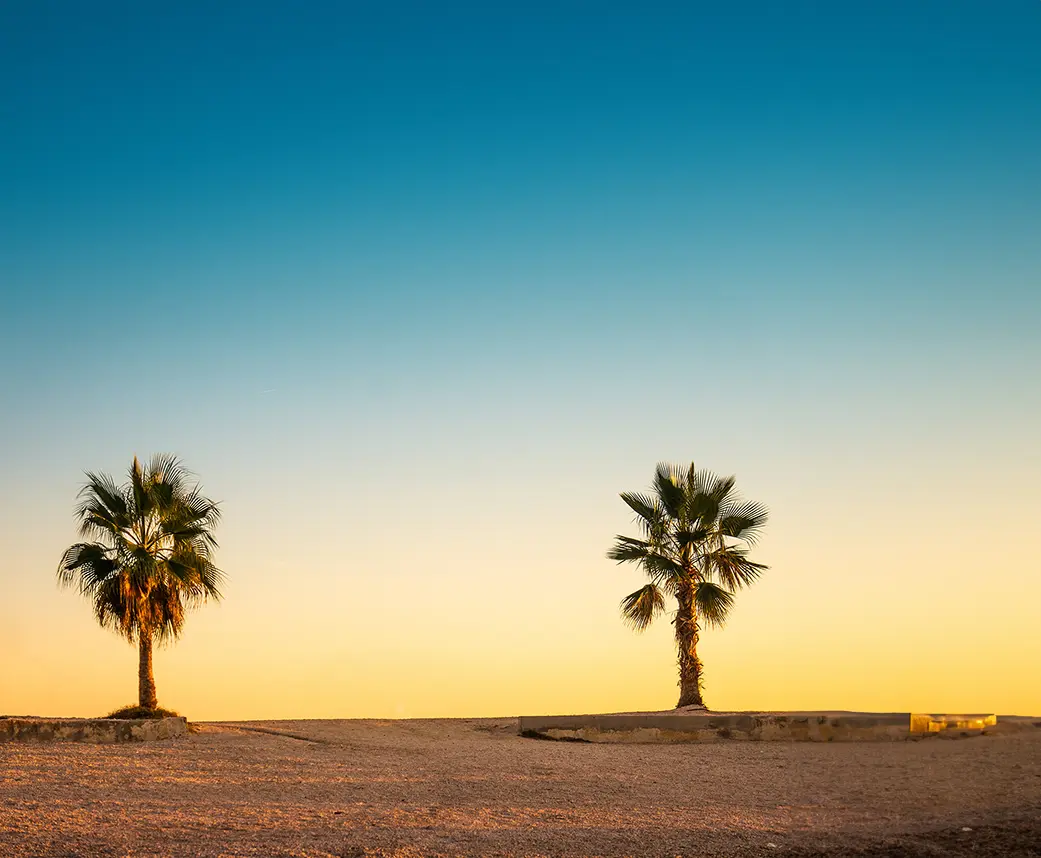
[0,716,187,743]
[910,713,997,733]
[518,711,1002,743]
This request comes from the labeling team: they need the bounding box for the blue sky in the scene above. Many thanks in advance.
[2,2,1039,718]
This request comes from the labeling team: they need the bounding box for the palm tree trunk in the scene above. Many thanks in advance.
[675,589,705,708]
[138,633,157,710]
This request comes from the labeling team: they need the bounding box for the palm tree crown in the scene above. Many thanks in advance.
[57,454,223,709]
[609,462,768,708]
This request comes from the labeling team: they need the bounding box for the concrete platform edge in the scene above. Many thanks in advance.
[0,716,188,743]
[517,711,1004,743]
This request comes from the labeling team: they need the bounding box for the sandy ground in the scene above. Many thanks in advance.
[2,717,1040,858]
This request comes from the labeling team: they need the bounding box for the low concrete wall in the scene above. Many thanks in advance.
[518,711,999,743]
[909,713,996,733]
[0,717,187,744]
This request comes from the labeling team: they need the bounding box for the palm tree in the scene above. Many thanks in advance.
[57,455,223,710]
[609,462,768,709]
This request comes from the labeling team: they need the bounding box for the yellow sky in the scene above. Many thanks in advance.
[4,451,1039,720]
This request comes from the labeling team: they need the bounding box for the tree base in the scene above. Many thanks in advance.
[105,705,182,720]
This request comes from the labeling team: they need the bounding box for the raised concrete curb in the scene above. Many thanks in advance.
[0,716,188,743]
[517,711,1003,743]
[911,713,996,733]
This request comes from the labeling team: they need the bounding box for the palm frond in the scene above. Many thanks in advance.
[689,467,722,498]
[145,454,195,516]
[684,492,716,528]
[74,472,130,538]
[707,546,768,590]
[620,584,666,631]
[709,474,737,504]
[57,542,116,591]
[640,552,686,587]
[607,535,650,562]
[676,527,709,548]
[166,550,225,602]
[92,574,136,640]
[146,577,187,643]
[161,499,221,551]
[129,454,147,507]
[619,491,659,525]
[179,486,221,521]
[682,470,733,525]
[653,463,686,520]
[146,453,191,488]
[718,500,770,544]
[124,552,161,594]
[694,581,735,628]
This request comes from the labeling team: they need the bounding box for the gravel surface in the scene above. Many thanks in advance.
[2,717,1039,857]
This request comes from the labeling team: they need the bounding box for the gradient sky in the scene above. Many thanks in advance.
[2,1,1039,720]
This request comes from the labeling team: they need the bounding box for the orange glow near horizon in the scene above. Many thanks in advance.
[5,455,1040,721]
